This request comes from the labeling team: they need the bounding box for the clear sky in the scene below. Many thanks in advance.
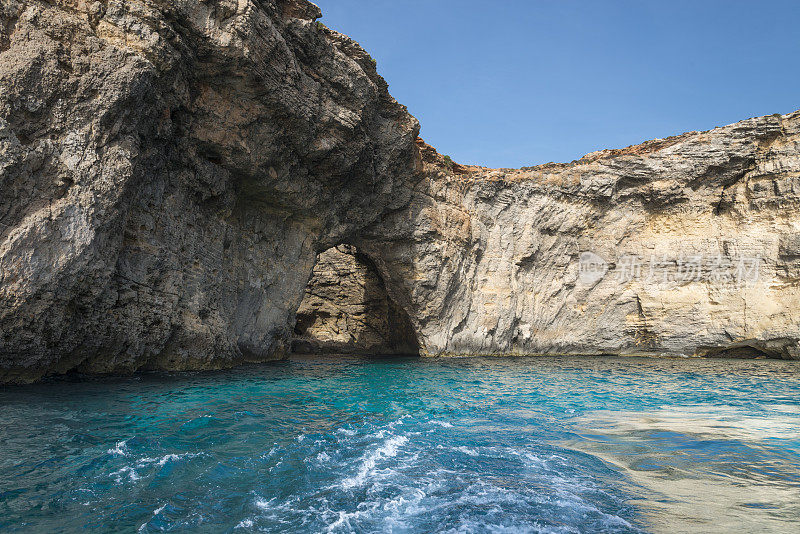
[313,0,799,168]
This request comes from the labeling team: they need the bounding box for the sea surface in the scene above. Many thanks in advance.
[0,356,798,533]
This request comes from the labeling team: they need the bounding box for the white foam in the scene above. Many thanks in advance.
[235,519,254,529]
[134,502,171,532]
[340,435,408,489]
[260,446,277,459]
[325,509,367,532]
[155,453,188,466]
[521,452,548,467]
[430,420,454,428]
[137,452,202,467]
[455,446,479,456]
[381,487,427,520]
[109,466,140,483]
[107,440,129,456]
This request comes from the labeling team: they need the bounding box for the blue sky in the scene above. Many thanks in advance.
[313,0,799,168]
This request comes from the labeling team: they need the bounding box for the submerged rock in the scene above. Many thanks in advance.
[0,0,798,382]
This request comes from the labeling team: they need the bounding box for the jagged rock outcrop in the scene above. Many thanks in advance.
[1,0,798,383]
[0,0,418,383]
[292,245,419,355]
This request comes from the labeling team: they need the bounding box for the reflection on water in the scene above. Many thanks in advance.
[0,355,797,533]
[569,405,800,533]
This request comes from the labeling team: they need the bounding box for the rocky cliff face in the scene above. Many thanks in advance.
[293,245,419,355]
[0,0,798,383]
[354,118,800,360]
[0,0,418,383]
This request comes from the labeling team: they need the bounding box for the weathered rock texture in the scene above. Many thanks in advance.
[0,0,418,383]
[292,245,419,355]
[354,121,800,360]
[0,0,798,383]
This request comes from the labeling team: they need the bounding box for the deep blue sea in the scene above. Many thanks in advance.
[0,356,798,533]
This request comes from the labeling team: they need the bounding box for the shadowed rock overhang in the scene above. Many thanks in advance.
[293,245,419,356]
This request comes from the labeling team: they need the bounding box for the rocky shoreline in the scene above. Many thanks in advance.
[1,0,798,383]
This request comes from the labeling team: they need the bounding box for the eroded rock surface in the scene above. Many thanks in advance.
[0,0,418,382]
[1,0,798,383]
[293,245,419,355]
[355,118,800,360]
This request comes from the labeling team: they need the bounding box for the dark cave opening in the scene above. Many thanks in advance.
[698,344,782,360]
[291,245,420,356]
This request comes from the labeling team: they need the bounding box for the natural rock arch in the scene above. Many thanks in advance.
[1,0,799,384]
[292,245,420,356]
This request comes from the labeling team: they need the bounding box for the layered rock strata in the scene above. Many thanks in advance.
[1,0,798,383]
[354,121,800,360]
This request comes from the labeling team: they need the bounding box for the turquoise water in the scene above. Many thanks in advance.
[0,356,798,533]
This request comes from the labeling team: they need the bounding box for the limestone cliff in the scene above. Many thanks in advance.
[354,119,800,360]
[0,0,418,383]
[293,245,419,355]
[0,0,798,383]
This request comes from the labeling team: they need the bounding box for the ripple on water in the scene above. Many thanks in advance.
[0,355,797,533]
